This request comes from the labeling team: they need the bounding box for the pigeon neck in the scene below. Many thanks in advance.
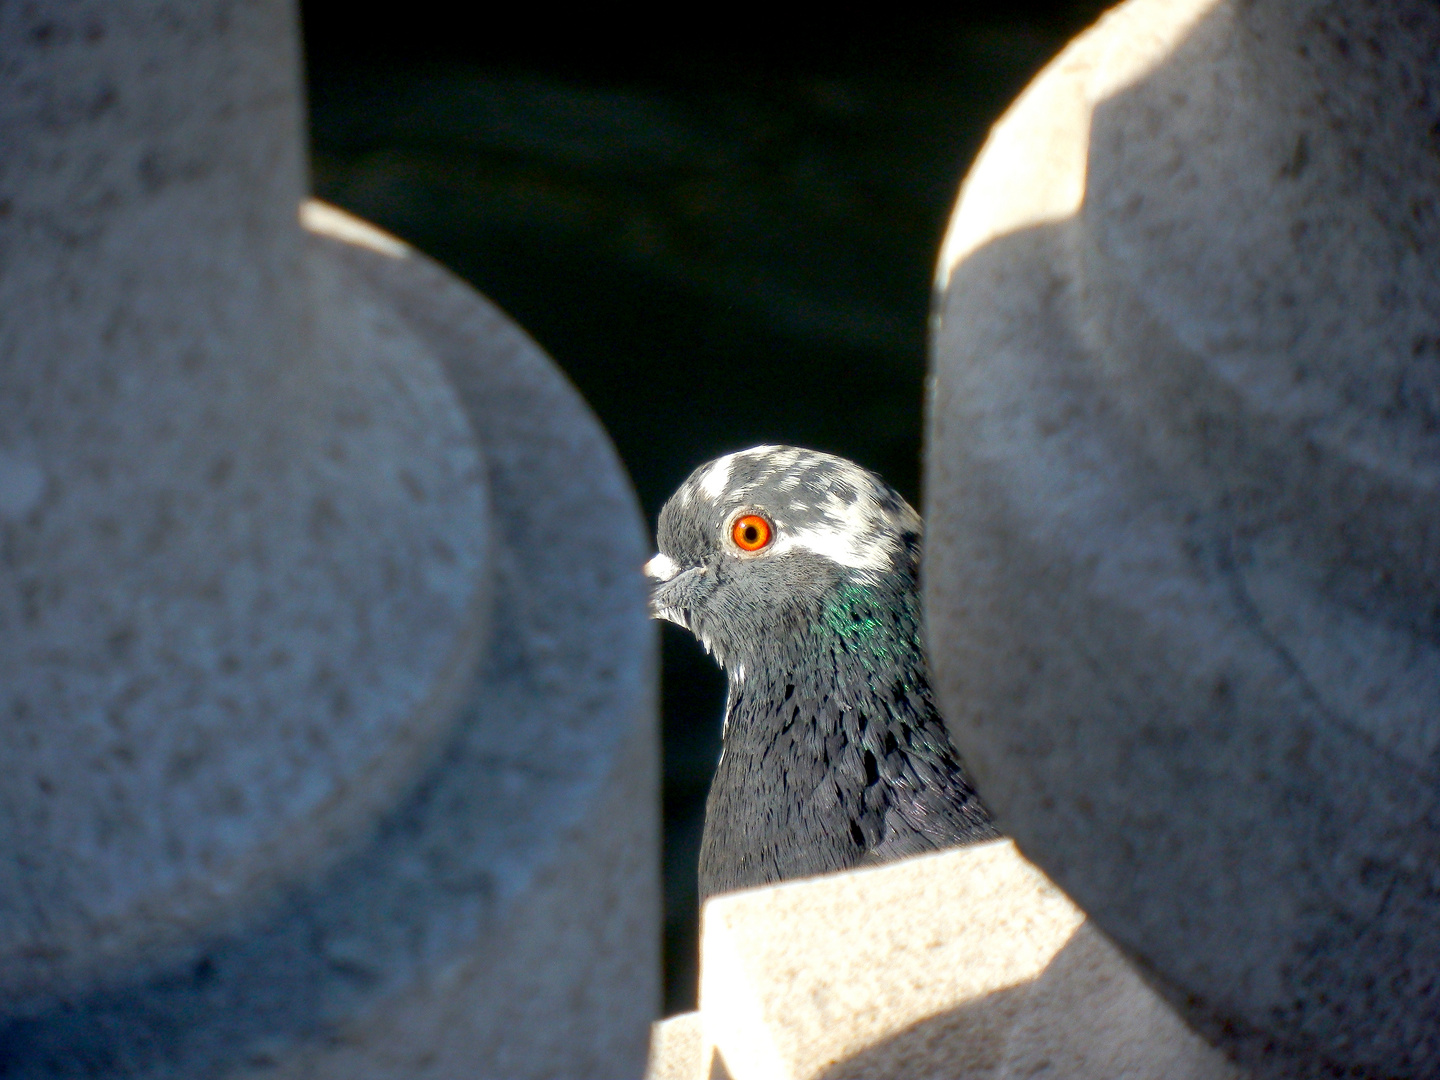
[722,573,929,738]
[700,568,975,898]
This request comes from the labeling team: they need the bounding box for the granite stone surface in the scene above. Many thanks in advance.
[927,1,1440,1075]
[0,2,658,1074]
[651,842,1243,1080]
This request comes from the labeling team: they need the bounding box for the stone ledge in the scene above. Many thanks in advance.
[649,841,1246,1080]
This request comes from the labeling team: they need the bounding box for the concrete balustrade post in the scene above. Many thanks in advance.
[0,2,657,1076]
[926,1,1440,1077]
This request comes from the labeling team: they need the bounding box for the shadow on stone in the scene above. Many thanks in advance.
[815,981,1034,1080]
[817,923,1241,1080]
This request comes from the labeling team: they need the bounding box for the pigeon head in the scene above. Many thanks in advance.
[647,445,995,898]
[645,445,922,669]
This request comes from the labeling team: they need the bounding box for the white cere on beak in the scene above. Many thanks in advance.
[644,553,681,581]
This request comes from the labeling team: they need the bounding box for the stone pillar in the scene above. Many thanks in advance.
[0,2,656,1076]
[925,1,1440,1078]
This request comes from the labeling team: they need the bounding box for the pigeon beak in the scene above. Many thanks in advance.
[644,554,679,620]
[644,553,698,624]
[643,553,680,583]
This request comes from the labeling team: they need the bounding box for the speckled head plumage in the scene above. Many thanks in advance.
[646,445,922,669]
[647,445,996,899]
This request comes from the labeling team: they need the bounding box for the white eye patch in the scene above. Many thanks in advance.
[771,489,912,573]
[694,446,808,503]
[697,453,739,499]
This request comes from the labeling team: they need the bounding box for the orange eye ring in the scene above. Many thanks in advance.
[731,514,773,552]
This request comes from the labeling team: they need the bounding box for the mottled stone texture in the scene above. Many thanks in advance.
[0,1,656,1075]
[646,842,1242,1080]
[926,1,1440,1077]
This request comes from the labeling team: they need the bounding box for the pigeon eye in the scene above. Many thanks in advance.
[731,514,773,552]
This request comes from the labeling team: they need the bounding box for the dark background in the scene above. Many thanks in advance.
[299,3,1109,1015]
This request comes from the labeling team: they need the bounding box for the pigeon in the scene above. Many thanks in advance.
[646,445,998,900]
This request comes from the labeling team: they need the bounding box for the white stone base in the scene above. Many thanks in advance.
[649,841,1245,1080]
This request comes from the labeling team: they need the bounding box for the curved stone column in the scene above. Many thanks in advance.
[925,1,1440,1077]
[0,3,656,1076]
